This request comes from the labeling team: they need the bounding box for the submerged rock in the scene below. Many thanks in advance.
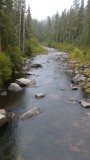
[31,63,42,68]
[86,112,90,116]
[19,107,41,119]
[8,83,22,92]
[35,93,45,99]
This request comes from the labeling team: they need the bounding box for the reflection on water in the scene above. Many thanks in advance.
[0,48,90,160]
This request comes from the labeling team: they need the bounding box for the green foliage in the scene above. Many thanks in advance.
[71,48,82,58]
[47,41,74,53]
[0,52,12,86]
[25,38,47,56]
[6,46,22,70]
[85,50,90,62]
[83,82,90,94]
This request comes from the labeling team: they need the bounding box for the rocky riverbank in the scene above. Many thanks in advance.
[67,59,90,94]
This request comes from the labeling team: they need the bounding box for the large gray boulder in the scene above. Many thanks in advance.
[8,83,22,92]
[16,78,36,87]
[19,107,41,119]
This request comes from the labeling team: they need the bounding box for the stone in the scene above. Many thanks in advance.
[16,78,36,87]
[71,84,78,90]
[0,109,6,115]
[19,107,41,119]
[79,99,90,108]
[72,74,86,83]
[1,91,7,96]
[6,112,16,121]
[31,63,42,68]
[35,93,45,99]
[67,98,77,104]
[0,114,8,128]
[71,60,77,64]
[28,79,36,86]
[25,72,35,75]
[86,112,90,116]
[8,83,22,92]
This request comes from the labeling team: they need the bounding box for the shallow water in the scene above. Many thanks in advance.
[0,48,90,160]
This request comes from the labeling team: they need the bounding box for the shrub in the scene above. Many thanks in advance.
[0,52,12,86]
[6,46,22,70]
[25,38,47,56]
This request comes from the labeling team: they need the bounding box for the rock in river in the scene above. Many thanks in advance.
[0,114,8,128]
[79,99,90,108]
[19,107,41,119]
[16,78,36,87]
[8,83,22,92]
[72,74,86,83]
[31,63,42,68]
[71,84,78,90]
[0,109,15,127]
[35,93,45,99]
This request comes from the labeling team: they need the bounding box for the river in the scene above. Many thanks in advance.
[0,48,90,160]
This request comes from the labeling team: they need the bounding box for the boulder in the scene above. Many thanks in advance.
[72,74,86,83]
[8,83,22,92]
[35,93,45,99]
[31,63,42,68]
[19,107,41,119]
[79,99,90,108]
[16,78,36,87]
[1,91,7,96]
[0,114,8,128]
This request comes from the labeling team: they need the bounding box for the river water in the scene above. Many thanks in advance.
[0,48,90,160]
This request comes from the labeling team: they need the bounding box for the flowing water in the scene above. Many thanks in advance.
[0,48,90,160]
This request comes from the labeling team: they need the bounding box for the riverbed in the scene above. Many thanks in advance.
[0,48,90,160]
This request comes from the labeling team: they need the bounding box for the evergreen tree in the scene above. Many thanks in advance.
[25,5,33,40]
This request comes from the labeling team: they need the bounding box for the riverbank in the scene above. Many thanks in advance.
[45,42,90,94]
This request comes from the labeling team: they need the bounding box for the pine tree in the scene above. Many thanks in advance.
[25,5,32,40]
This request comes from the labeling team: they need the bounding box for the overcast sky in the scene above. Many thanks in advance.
[26,0,87,21]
